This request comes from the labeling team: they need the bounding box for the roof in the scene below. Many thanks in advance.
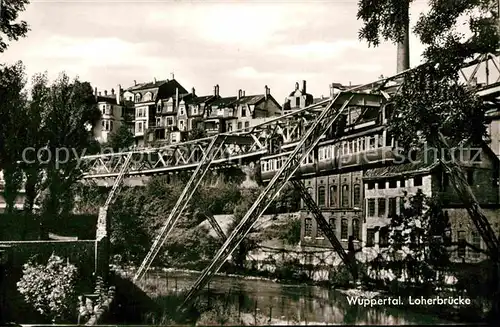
[126,79,189,102]
[96,95,117,105]
[192,95,216,105]
[364,150,439,180]
[231,94,266,106]
[210,96,237,107]
[126,79,170,91]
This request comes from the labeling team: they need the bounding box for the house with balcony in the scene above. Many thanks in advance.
[123,76,188,147]
[205,86,282,135]
[259,84,500,263]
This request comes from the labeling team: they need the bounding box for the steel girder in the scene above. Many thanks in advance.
[179,93,355,310]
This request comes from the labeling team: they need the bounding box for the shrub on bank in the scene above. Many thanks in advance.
[17,254,79,323]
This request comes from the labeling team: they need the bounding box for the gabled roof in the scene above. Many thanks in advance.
[364,151,439,180]
[192,95,217,105]
[210,96,237,107]
[96,95,117,105]
[127,79,189,102]
[231,94,266,106]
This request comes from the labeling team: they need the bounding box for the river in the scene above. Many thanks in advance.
[146,271,451,325]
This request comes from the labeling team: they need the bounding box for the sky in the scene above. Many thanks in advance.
[2,0,431,103]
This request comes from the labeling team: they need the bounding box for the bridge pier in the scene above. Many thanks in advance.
[95,206,110,282]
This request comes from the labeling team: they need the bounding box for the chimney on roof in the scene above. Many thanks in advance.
[116,84,121,105]
[134,80,137,86]
[295,82,299,91]
[215,84,219,97]
[170,73,175,80]
[154,77,157,84]
[242,90,245,97]
[98,91,101,96]
[104,90,108,96]
[265,85,270,100]
[175,87,179,110]
[192,87,196,96]
[302,80,306,94]
[111,88,115,95]
[94,87,98,101]
[238,89,242,100]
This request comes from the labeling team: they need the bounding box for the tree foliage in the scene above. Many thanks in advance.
[0,0,30,52]
[373,190,451,292]
[106,124,134,151]
[17,254,78,323]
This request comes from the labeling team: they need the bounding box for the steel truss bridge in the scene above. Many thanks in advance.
[80,52,500,311]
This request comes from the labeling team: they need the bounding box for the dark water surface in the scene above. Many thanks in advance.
[150,271,451,325]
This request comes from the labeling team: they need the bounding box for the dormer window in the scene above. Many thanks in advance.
[135,93,142,103]
[143,92,153,102]
[192,105,198,115]
[241,106,246,117]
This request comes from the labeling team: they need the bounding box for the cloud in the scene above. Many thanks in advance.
[274,40,365,60]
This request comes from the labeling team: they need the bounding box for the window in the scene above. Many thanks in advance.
[295,97,300,107]
[385,133,393,146]
[360,138,366,151]
[378,198,386,217]
[353,140,358,153]
[329,185,337,207]
[167,117,173,126]
[388,198,397,218]
[367,182,375,190]
[143,92,152,102]
[414,176,423,187]
[244,121,250,130]
[237,122,242,130]
[400,178,406,187]
[470,149,481,162]
[352,218,360,240]
[329,218,336,235]
[467,170,474,185]
[179,120,185,131]
[341,185,349,207]
[156,117,161,127]
[192,106,198,115]
[389,180,397,188]
[353,184,361,207]
[318,186,326,207]
[227,123,233,132]
[471,231,481,259]
[457,230,466,258]
[180,106,185,116]
[241,106,246,117]
[366,229,376,247]
[369,136,376,149]
[110,121,114,131]
[379,228,389,247]
[135,93,141,103]
[157,103,162,113]
[304,218,313,237]
[341,219,348,240]
[367,199,375,217]
[135,122,144,133]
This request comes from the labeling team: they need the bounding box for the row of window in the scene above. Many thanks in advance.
[304,217,361,241]
[100,104,112,115]
[134,92,153,103]
[366,228,390,247]
[366,197,399,218]
[304,184,361,208]
[317,133,390,161]
[457,230,482,258]
[135,121,146,134]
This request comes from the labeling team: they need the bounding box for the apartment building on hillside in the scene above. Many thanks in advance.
[122,76,189,147]
[93,85,134,144]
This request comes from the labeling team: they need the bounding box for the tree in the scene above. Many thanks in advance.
[106,124,134,152]
[187,126,207,141]
[37,72,101,220]
[0,61,27,213]
[0,0,30,53]
[382,190,451,293]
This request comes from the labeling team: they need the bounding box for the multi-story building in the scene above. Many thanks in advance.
[93,85,133,144]
[204,86,282,135]
[260,83,500,263]
[123,77,189,147]
[283,80,314,112]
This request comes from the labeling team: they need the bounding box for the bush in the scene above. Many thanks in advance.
[17,254,79,323]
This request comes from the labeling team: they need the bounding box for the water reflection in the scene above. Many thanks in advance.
[151,272,447,325]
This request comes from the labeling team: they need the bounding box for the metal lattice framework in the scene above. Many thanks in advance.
[77,52,500,308]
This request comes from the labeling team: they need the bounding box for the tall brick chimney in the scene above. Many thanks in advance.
[302,80,307,94]
[238,89,242,100]
[397,2,410,73]
[265,85,270,100]
[104,90,108,96]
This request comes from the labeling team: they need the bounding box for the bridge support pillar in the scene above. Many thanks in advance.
[95,206,110,282]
